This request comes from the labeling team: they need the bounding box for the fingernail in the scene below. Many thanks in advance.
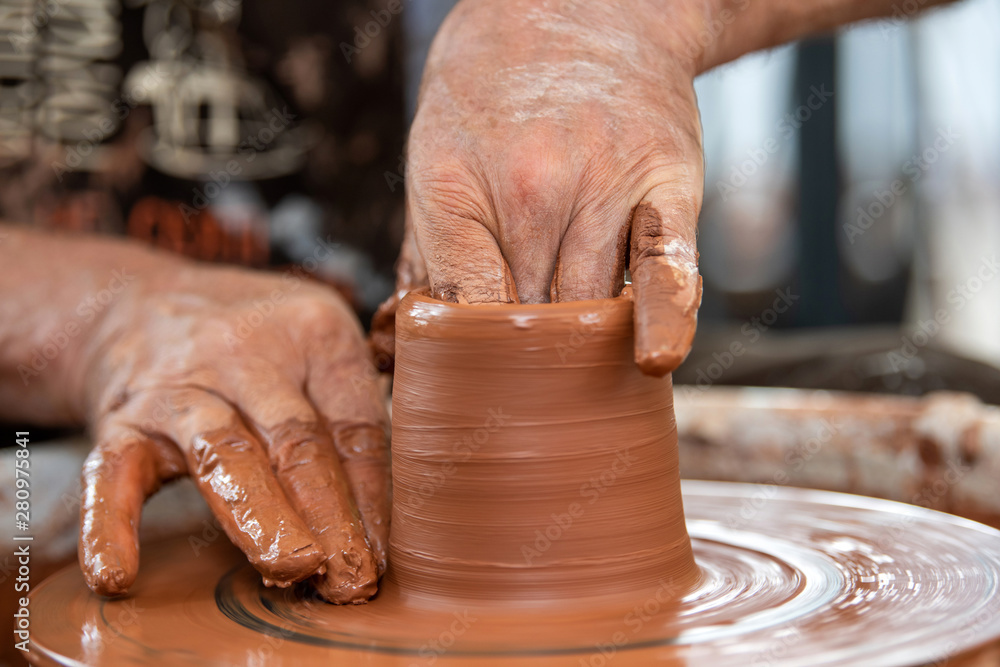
[88,557,132,597]
[636,348,685,377]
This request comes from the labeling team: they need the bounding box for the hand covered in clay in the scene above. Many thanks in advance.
[376,0,720,375]
[78,260,388,604]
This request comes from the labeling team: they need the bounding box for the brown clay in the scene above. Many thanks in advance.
[30,294,1000,666]
[389,291,699,603]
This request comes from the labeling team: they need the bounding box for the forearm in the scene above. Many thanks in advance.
[0,226,171,425]
[435,0,955,90]
[702,0,956,71]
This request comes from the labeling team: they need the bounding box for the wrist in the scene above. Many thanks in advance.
[696,0,956,72]
[437,0,753,78]
[0,229,156,425]
[686,0,808,73]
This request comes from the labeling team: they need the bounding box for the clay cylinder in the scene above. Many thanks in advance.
[389,292,699,605]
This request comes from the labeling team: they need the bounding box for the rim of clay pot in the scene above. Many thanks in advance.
[396,289,636,334]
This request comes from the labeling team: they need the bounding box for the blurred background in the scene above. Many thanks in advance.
[3,0,999,402]
[2,3,1000,663]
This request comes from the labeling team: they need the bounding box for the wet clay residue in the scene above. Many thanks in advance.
[34,294,1000,666]
[389,291,700,603]
[629,202,702,378]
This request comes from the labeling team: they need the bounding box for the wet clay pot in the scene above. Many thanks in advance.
[388,292,700,605]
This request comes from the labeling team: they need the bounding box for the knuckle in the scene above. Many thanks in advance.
[333,423,388,461]
[631,202,666,259]
[190,431,255,476]
[290,298,349,336]
[81,448,115,481]
[630,193,699,268]
[82,436,142,481]
[414,170,490,225]
[501,142,570,203]
[268,421,328,470]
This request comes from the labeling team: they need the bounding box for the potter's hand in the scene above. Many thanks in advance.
[376,0,954,375]
[76,257,388,602]
[378,0,710,376]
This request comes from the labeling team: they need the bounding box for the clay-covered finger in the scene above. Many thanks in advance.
[166,390,327,585]
[629,181,703,377]
[488,158,572,304]
[327,424,390,578]
[301,332,391,580]
[409,192,518,304]
[235,381,379,603]
[79,422,185,596]
[550,200,631,302]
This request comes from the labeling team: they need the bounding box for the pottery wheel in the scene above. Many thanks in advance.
[30,481,1000,667]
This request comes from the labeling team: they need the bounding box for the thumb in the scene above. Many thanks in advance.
[629,179,703,377]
